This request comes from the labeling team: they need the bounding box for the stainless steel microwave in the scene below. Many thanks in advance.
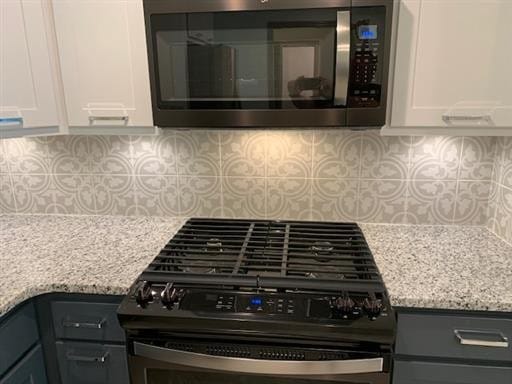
[143,0,393,128]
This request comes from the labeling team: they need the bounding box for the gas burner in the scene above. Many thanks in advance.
[311,240,334,262]
[204,238,223,252]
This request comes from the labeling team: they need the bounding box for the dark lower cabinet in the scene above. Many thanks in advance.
[0,344,47,384]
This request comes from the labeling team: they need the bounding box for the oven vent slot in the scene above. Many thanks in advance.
[318,352,351,360]
[206,346,251,358]
[259,350,306,360]
[165,342,194,352]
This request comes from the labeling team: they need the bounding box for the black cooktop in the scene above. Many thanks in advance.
[139,218,384,293]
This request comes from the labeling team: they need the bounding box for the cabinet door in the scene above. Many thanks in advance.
[391,0,512,130]
[52,0,153,128]
[0,345,48,384]
[0,0,60,131]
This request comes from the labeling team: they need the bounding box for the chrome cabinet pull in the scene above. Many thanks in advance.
[133,342,383,375]
[442,114,493,125]
[0,117,23,127]
[66,352,109,363]
[454,329,509,348]
[88,115,129,124]
[62,318,106,329]
[333,11,350,106]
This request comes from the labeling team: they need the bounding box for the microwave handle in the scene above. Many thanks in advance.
[133,342,383,376]
[334,11,351,106]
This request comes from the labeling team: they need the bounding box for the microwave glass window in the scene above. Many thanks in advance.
[151,9,337,109]
[358,25,377,40]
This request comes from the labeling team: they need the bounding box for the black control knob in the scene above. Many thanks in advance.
[135,281,153,307]
[332,296,355,318]
[363,298,382,320]
[161,283,179,308]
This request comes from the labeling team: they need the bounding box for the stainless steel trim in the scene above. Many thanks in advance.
[334,11,351,106]
[442,114,493,125]
[66,352,109,363]
[0,117,23,127]
[454,329,509,348]
[133,342,384,375]
[62,319,105,329]
[88,115,129,123]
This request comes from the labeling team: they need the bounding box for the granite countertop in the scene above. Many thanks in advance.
[1,215,511,316]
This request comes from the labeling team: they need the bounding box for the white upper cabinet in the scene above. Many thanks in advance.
[388,0,512,135]
[0,0,62,137]
[52,0,153,131]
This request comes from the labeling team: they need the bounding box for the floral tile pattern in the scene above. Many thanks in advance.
[0,131,507,232]
[222,177,265,219]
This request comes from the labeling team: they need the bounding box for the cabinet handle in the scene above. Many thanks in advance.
[88,115,129,124]
[62,318,106,329]
[442,114,493,125]
[0,117,23,127]
[454,329,509,348]
[66,352,109,363]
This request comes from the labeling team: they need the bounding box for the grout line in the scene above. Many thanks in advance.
[355,132,364,220]
[264,131,268,219]
[403,136,414,224]
[3,140,19,214]
[128,135,139,216]
[310,131,315,220]
[174,132,181,215]
[217,132,224,217]
[452,137,466,224]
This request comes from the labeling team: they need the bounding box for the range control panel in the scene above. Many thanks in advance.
[348,6,387,108]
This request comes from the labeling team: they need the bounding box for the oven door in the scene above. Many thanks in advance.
[143,1,351,127]
[129,342,390,384]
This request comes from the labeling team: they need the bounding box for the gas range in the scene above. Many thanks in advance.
[118,218,395,384]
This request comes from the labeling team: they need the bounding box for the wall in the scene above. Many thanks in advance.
[0,130,498,226]
[488,137,512,244]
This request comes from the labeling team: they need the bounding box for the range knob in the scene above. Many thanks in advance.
[363,298,382,320]
[135,281,153,307]
[332,295,355,318]
[161,283,179,308]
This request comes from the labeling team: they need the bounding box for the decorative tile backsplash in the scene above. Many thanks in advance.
[0,130,502,229]
[488,137,512,244]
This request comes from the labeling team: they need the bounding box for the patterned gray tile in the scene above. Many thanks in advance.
[221,131,266,177]
[135,176,179,216]
[0,141,8,174]
[47,136,90,174]
[494,185,512,243]
[311,179,358,221]
[267,178,311,220]
[360,132,410,179]
[358,179,407,223]
[176,131,220,176]
[11,174,54,214]
[453,181,491,225]
[313,131,361,178]
[132,132,177,175]
[0,175,16,213]
[222,177,265,219]
[88,136,133,174]
[410,136,462,180]
[52,174,96,214]
[406,180,457,224]
[93,175,137,215]
[486,181,499,232]
[4,137,49,174]
[267,131,313,178]
[459,137,496,181]
[179,176,222,217]
[499,137,512,189]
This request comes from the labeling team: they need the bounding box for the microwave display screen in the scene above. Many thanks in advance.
[358,25,377,39]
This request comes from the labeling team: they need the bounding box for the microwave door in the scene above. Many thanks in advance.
[334,10,350,106]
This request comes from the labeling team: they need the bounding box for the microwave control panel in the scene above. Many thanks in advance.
[348,7,387,109]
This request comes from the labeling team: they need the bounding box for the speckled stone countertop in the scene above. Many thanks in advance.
[1,215,511,317]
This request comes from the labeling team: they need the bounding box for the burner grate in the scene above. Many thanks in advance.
[144,218,383,291]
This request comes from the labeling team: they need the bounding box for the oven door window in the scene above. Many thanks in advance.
[150,9,338,109]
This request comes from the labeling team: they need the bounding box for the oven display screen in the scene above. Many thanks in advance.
[250,297,263,306]
[358,25,378,40]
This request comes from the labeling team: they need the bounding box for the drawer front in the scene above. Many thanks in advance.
[0,344,47,384]
[56,341,129,384]
[52,301,124,342]
[393,360,512,384]
[396,313,512,362]
[0,302,39,376]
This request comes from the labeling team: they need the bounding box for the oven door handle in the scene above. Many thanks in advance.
[333,10,351,106]
[133,342,383,375]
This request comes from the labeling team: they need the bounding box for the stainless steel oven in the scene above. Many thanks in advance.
[142,0,393,128]
[127,337,391,384]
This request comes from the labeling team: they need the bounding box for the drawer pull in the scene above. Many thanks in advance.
[62,318,106,329]
[66,352,109,363]
[88,115,129,124]
[0,117,23,127]
[454,329,509,348]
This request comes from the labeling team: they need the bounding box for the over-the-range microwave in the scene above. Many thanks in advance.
[143,0,393,128]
